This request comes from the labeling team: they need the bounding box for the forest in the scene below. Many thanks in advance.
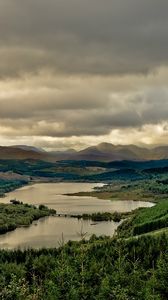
[1,158,168,183]
[0,179,28,198]
[0,234,167,299]
[118,200,168,238]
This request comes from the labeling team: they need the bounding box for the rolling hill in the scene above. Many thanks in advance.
[64,143,168,162]
[0,146,46,161]
[1,143,168,162]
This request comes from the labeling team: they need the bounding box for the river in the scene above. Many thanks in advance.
[0,182,154,249]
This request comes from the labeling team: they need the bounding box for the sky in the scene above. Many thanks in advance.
[0,0,168,150]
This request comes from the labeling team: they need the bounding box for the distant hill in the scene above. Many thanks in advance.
[1,143,168,162]
[10,145,46,153]
[48,149,77,161]
[65,143,168,162]
[75,143,141,161]
[0,146,46,161]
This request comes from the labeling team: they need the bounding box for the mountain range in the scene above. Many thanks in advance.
[1,143,168,162]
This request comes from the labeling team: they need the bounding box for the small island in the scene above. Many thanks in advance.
[0,201,56,235]
[70,211,133,222]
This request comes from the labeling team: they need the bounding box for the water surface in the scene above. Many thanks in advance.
[0,182,154,249]
[3,182,153,214]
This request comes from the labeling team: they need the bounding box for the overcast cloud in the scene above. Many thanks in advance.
[0,0,168,149]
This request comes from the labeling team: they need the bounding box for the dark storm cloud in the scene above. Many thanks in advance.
[0,89,168,138]
[0,90,110,119]
[0,0,168,148]
[0,0,168,76]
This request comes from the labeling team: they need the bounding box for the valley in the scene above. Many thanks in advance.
[0,154,168,299]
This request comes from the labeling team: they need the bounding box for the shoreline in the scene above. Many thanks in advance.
[1,180,156,206]
[0,202,56,236]
[64,190,156,203]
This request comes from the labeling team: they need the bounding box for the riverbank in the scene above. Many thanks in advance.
[0,179,28,198]
[0,182,153,249]
[117,200,168,238]
[64,180,163,203]
[69,210,136,222]
[0,169,165,205]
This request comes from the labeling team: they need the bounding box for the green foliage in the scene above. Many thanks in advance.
[134,201,168,224]
[73,212,123,222]
[118,201,168,237]
[0,234,167,299]
[1,158,168,299]
[0,203,55,234]
[155,252,168,299]
[1,158,168,183]
[0,179,27,197]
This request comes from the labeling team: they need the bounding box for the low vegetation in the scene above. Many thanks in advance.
[0,202,56,234]
[71,211,133,222]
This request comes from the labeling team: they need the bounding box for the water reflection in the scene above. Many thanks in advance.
[0,182,154,249]
[0,216,120,250]
[3,182,153,214]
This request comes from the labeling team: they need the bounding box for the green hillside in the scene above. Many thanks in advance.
[118,201,168,237]
[0,234,168,299]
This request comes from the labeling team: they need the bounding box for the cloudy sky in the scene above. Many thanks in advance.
[0,0,168,150]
